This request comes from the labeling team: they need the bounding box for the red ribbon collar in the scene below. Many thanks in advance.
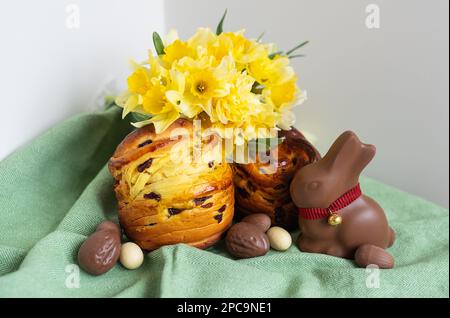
[298,183,362,220]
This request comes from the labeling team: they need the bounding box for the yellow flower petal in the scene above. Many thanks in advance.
[150,111,180,133]
[117,26,303,143]
[166,90,201,118]
[115,90,131,108]
[265,78,298,108]
[142,83,167,114]
[278,110,296,130]
[215,99,229,124]
[163,40,195,67]
[127,68,151,94]
[122,94,140,119]
[131,118,153,128]
[165,90,181,106]
[187,28,216,50]
[169,69,185,92]
[164,28,179,46]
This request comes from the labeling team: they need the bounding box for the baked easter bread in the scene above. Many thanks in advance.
[108,119,234,251]
[232,128,320,229]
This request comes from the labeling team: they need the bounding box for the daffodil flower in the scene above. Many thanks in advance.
[116,27,303,143]
[165,69,202,118]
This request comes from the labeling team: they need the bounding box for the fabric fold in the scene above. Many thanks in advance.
[0,107,448,297]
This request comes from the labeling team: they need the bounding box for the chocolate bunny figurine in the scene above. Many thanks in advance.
[290,131,395,268]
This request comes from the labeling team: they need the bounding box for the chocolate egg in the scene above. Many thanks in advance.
[77,221,121,275]
[225,222,270,258]
[96,220,120,233]
[241,213,272,232]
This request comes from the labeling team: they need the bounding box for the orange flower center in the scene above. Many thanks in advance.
[196,81,207,94]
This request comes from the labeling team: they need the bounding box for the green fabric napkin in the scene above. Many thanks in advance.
[0,106,448,298]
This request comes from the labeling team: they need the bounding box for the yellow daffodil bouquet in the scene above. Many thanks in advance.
[109,11,315,251]
[115,10,308,145]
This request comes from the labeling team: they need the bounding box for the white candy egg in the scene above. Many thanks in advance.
[267,226,292,251]
[119,242,144,270]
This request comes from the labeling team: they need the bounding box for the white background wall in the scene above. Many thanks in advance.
[164,0,449,208]
[0,0,165,158]
[0,0,448,208]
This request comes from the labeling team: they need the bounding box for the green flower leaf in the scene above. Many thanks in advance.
[131,112,151,123]
[288,54,306,59]
[256,31,265,42]
[216,9,228,35]
[286,40,309,56]
[104,95,117,110]
[152,32,165,55]
[251,82,264,94]
[268,51,284,59]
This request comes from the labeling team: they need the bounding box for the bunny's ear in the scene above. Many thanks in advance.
[356,142,376,173]
[323,131,376,181]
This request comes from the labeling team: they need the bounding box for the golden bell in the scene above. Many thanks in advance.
[327,213,342,226]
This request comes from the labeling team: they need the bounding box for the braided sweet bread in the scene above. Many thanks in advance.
[108,119,234,251]
[232,128,320,229]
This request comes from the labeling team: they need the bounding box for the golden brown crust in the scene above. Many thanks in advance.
[109,119,193,175]
[108,119,234,251]
[232,128,320,229]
